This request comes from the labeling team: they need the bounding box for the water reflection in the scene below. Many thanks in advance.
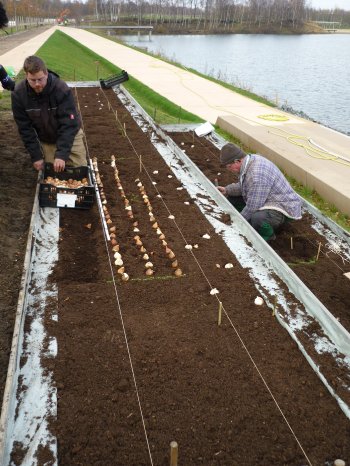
[120,34,350,134]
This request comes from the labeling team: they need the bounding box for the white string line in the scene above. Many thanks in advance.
[75,88,154,466]
[101,90,217,290]
[300,234,350,272]
[217,297,313,466]
[172,130,350,273]
[97,88,315,463]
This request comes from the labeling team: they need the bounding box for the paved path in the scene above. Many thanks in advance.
[1,26,350,216]
[0,25,53,55]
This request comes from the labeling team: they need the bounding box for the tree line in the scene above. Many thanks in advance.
[2,0,350,31]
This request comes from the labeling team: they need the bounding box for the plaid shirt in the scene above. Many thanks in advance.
[225,154,302,221]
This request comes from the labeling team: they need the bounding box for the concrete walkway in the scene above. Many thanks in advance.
[1,26,350,216]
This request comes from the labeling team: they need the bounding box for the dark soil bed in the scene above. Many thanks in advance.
[1,88,350,465]
[169,131,350,334]
[0,113,37,406]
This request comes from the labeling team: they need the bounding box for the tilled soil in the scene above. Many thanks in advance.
[0,113,37,408]
[46,87,350,465]
[1,87,350,465]
[169,131,350,333]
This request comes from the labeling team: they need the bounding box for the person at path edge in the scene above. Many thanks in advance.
[11,55,87,172]
[217,143,302,241]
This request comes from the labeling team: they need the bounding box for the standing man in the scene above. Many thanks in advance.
[218,143,302,241]
[11,55,87,172]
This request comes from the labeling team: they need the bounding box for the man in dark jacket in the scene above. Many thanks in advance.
[11,55,87,172]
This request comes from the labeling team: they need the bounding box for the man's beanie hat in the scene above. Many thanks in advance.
[220,143,245,166]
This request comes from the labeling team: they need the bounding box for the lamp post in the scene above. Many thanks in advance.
[13,0,19,31]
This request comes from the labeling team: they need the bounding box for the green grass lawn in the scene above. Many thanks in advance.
[36,30,202,125]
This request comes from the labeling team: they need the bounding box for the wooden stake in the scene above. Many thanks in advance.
[218,301,222,326]
[290,236,293,250]
[272,296,277,317]
[316,241,322,261]
[170,441,178,466]
[123,123,126,137]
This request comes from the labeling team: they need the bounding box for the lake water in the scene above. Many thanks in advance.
[120,34,350,135]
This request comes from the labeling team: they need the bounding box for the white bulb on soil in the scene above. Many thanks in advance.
[185,245,193,250]
[168,215,175,220]
[224,263,233,269]
[210,288,219,295]
[153,170,159,174]
[115,258,123,266]
[254,297,264,306]
[202,234,211,239]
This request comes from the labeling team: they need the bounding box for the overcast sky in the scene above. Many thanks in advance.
[310,0,350,10]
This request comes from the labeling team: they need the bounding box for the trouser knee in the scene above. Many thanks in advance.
[251,210,285,241]
[251,210,285,230]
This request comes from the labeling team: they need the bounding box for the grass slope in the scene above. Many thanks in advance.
[37,30,202,125]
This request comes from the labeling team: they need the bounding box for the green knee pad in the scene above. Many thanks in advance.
[258,222,275,241]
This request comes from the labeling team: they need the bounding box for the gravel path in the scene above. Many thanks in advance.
[0,25,52,55]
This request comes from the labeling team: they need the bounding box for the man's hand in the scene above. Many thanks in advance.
[33,159,44,171]
[53,158,66,173]
[217,186,227,196]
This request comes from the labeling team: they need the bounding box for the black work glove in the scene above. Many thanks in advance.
[0,64,15,91]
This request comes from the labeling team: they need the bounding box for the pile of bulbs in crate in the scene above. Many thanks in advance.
[92,156,183,282]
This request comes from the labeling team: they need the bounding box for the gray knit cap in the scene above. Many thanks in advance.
[220,143,246,166]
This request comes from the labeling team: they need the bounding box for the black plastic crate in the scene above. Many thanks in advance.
[39,163,95,209]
